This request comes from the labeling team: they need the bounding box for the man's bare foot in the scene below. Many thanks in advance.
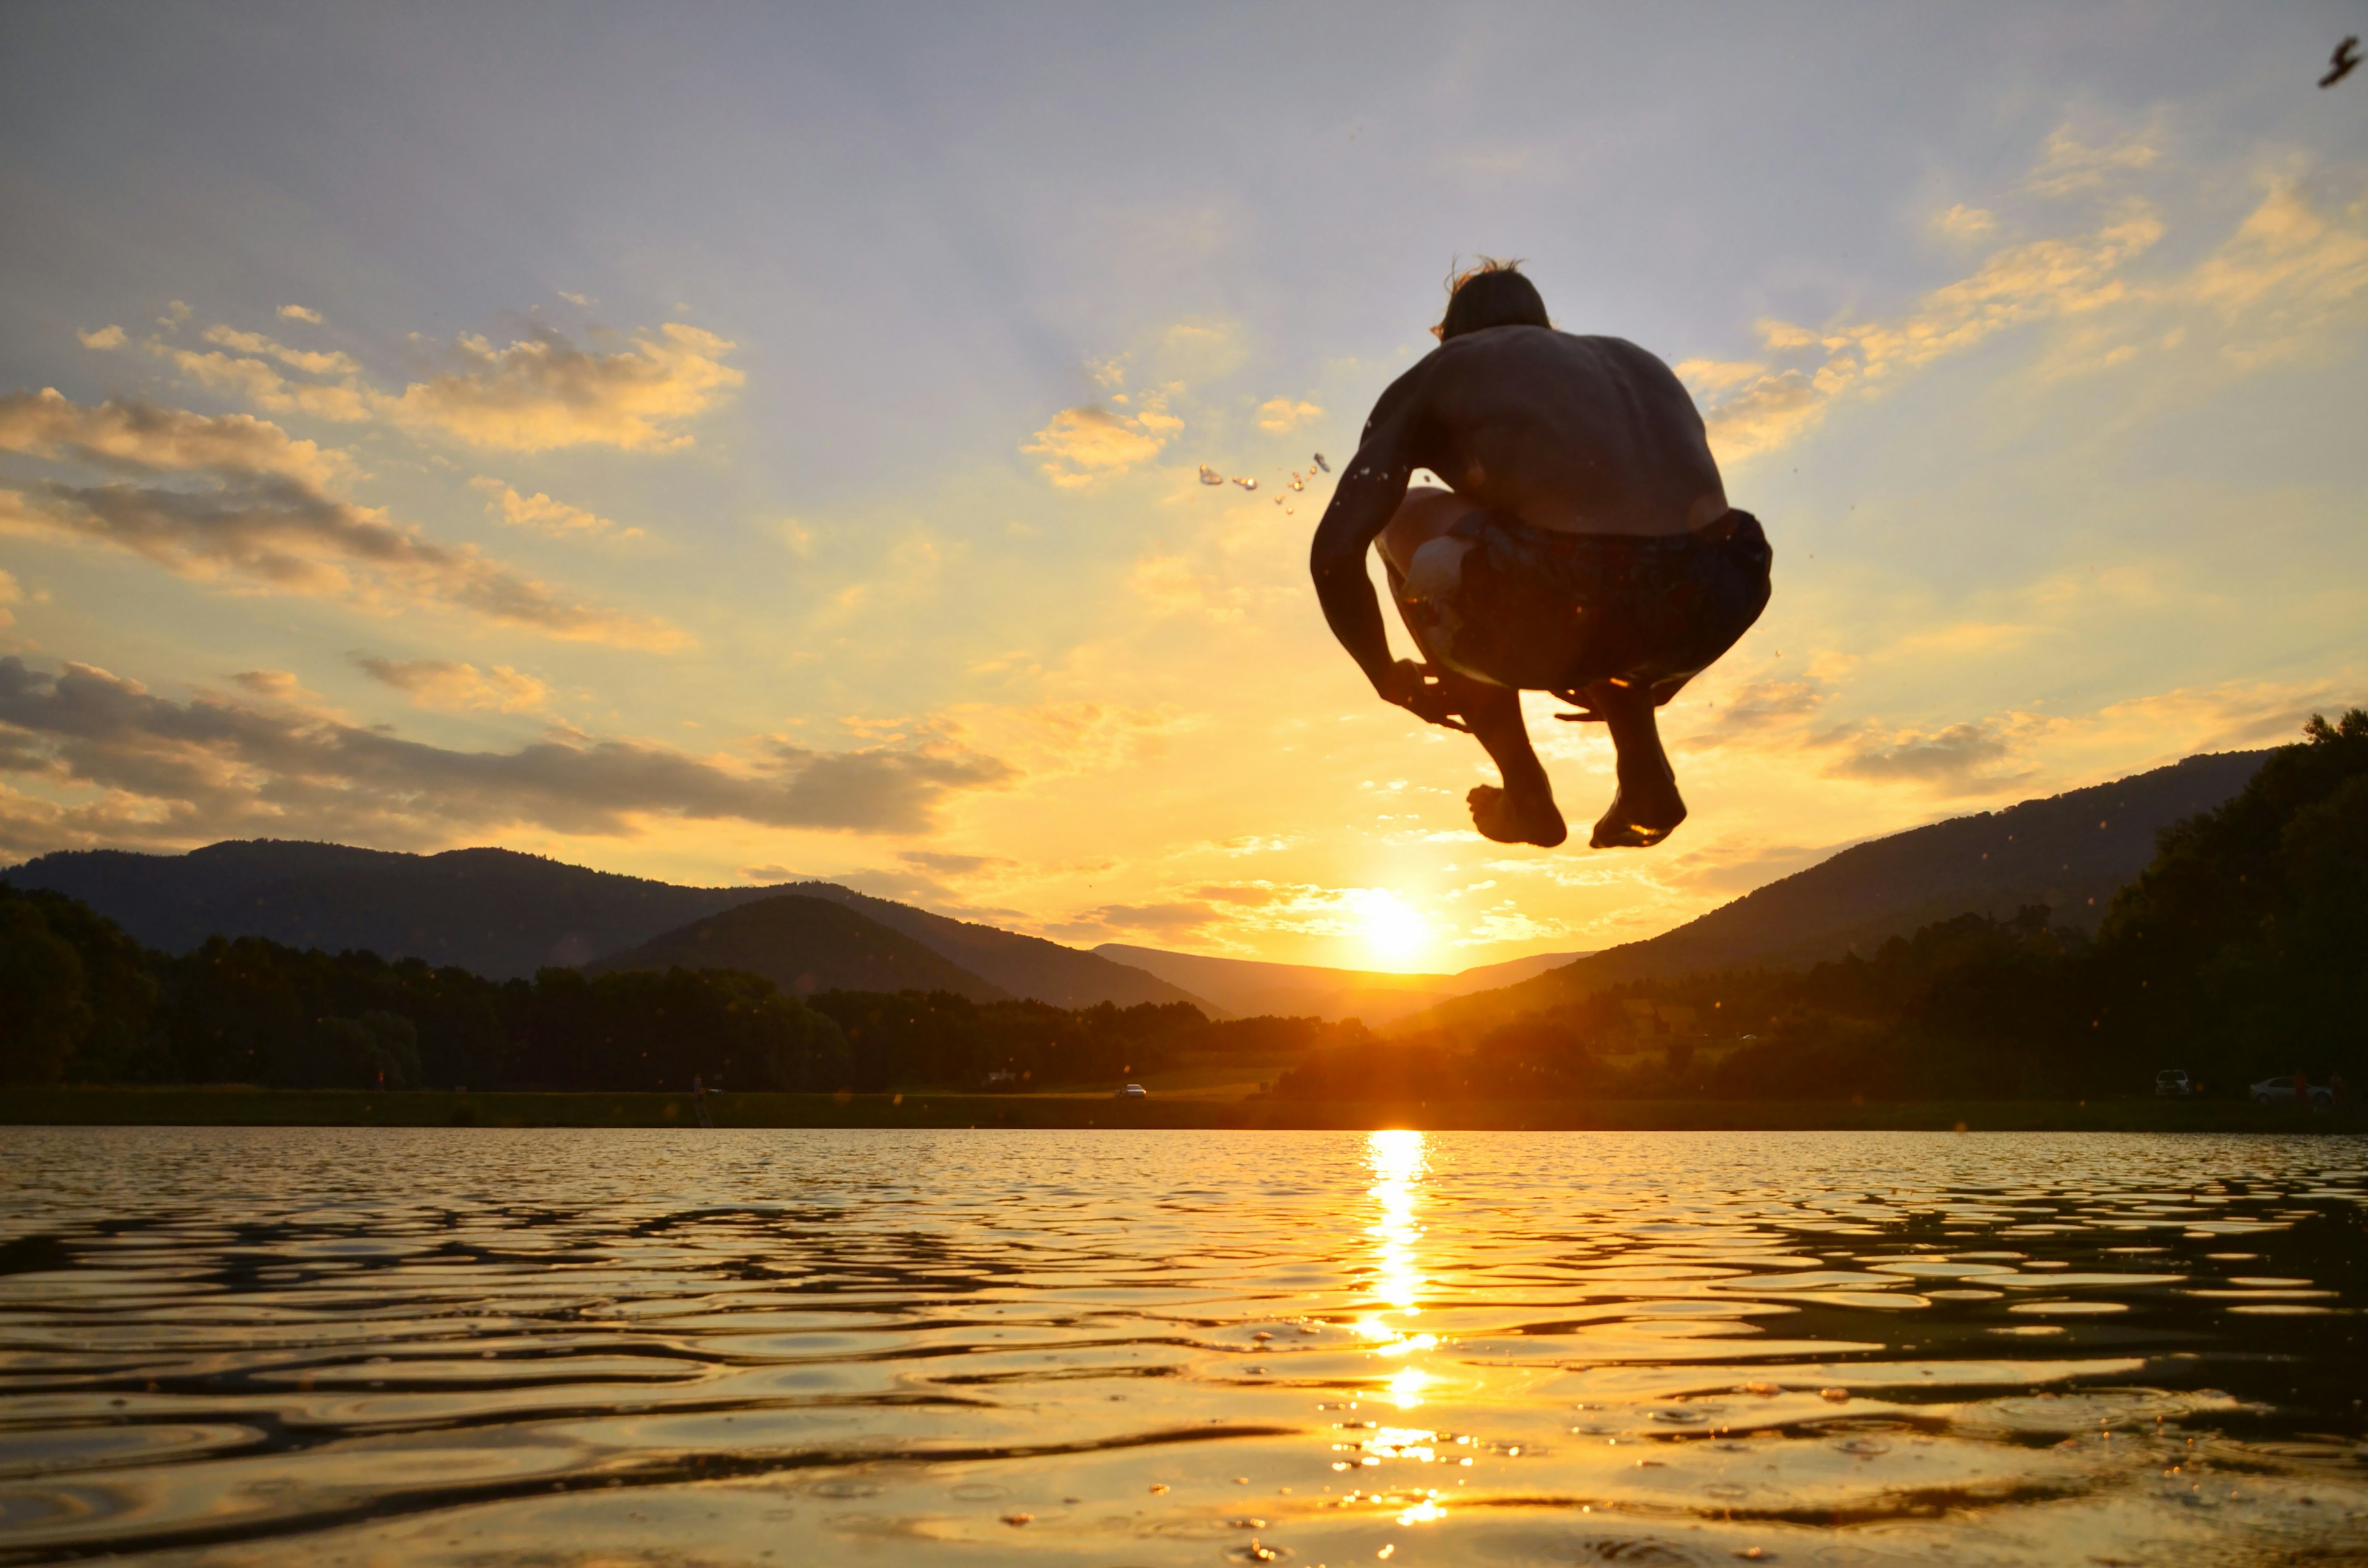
[1589,779,1686,848]
[1468,783,1568,847]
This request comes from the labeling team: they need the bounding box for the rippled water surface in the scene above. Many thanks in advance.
[2,1128,2366,1566]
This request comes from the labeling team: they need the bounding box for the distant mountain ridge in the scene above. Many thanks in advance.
[1093,944,1589,1024]
[1399,748,2271,1037]
[588,895,1011,1001]
[1,840,1207,1009]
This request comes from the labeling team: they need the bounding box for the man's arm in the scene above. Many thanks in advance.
[1309,398,1416,696]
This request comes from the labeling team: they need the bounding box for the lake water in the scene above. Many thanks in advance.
[1,1128,2364,1566]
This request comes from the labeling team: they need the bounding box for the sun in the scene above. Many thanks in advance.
[1355,890,1431,968]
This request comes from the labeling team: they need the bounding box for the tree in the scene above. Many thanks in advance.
[0,897,88,1083]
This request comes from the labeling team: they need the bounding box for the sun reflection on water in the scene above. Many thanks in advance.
[1363,1129,1435,1413]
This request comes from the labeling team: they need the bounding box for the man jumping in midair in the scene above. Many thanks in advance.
[1310,261,1771,848]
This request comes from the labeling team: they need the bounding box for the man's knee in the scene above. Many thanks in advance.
[1378,486,1464,573]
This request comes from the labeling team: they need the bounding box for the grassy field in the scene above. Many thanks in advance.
[0,1086,2355,1133]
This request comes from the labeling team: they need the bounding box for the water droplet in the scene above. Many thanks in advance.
[1233,477,1258,491]
[1313,453,1331,472]
[1199,465,1225,485]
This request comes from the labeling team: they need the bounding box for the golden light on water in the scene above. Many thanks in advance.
[1363,1129,1433,1409]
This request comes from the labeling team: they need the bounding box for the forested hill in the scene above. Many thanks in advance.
[771,882,1211,1012]
[0,840,1203,1009]
[1404,747,2268,1037]
[588,895,1011,1003]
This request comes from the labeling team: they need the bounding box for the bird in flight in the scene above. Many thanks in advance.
[2324,35,2361,88]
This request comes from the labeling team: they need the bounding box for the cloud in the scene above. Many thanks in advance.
[2183,179,2368,367]
[1054,900,1223,938]
[1256,398,1323,433]
[1128,552,1246,622]
[900,848,1014,876]
[0,390,677,647]
[277,305,324,324]
[557,292,593,308]
[1692,135,2368,465]
[1023,403,1172,488]
[1931,204,1997,242]
[1671,358,1767,396]
[0,655,1014,852]
[151,343,374,421]
[1719,676,1830,731]
[1695,205,2165,463]
[229,670,303,699]
[200,323,359,378]
[77,326,126,351]
[0,388,350,488]
[2025,128,2159,198]
[1665,839,1838,896]
[385,323,742,453]
[470,476,641,539]
[0,569,17,627]
[352,655,551,713]
[1817,718,2030,792]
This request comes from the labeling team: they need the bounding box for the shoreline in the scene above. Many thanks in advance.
[1,1087,2358,1133]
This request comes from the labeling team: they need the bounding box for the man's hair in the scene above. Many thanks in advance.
[1434,258,1550,340]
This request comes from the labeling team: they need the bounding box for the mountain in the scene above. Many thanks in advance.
[1094,943,1589,1025]
[587,895,1009,1001]
[778,884,1213,1011]
[1399,748,2270,1038]
[0,840,1209,1009]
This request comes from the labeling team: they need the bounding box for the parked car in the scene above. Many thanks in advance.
[2251,1075,2333,1109]
[1112,1083,1148,1099]
[2154,1069,2190,1098]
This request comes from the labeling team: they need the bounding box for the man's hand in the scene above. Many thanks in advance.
[1379,659,1471,732]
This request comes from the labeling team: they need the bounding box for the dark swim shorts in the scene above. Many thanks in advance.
[1396,508,1772,700]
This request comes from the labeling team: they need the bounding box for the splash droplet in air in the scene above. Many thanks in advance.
[1313,453,1331,473]
[1289,477,1305,491]
[1233,476,1258,491]
[1199,465,1225,486]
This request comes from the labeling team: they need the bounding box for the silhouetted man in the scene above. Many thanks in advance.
[1310,262,1770,848]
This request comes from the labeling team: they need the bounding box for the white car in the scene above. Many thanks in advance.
[1112,1083,1148,1099]
[2251,1076,2333,1109]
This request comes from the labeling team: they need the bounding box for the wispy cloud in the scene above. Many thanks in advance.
[2025,128,2160,198]
[386,323,742,453]
[0,655,1014,852]
[352,654,551,713]
[469,476,641,540]
[1814,718,2029,792]
[1690,132,2368,465]
[0,387,350,488]
[0,391,678,647]
[1023,402,1175,488]
[200,323,358,378]
[1256,397,1323,433]
[276,305,324,324]
[1698,204,2164,463]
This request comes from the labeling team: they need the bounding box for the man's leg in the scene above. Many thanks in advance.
[1378,490,1567,848]
[1577,678,1687,848]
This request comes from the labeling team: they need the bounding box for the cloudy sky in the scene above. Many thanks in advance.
[2,4,2362,971]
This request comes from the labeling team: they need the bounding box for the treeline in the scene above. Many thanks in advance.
[1281,710,2368,1102]
[0,895,1365,1092]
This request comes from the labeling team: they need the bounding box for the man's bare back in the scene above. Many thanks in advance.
[1310,263,1770,849]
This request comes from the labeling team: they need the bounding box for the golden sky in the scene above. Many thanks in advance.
[1,8,2362,971]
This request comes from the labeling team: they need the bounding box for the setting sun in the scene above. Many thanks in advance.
[1354,891,1433,969]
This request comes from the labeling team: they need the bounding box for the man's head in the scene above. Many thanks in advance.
[1434,259,1550,341]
